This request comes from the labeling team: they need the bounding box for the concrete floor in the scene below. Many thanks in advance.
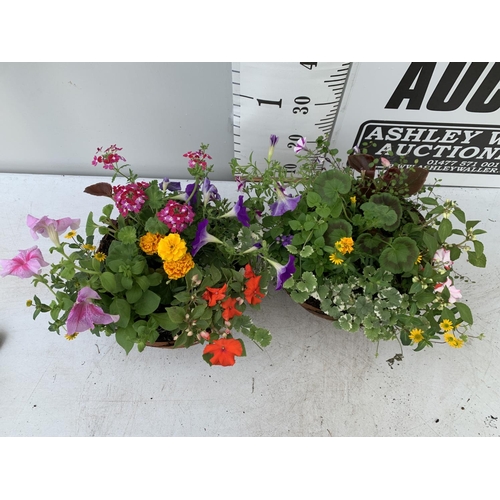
[1,173,499,437]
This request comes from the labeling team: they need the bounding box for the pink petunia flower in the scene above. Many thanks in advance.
[433,248,453,270]
[434,277,462,304]
[66,287,120,335]
[0,246,49,278]
[27,215,80,247]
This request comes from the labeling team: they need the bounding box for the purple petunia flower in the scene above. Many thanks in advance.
[201,178,220,205]
[266,255,296,291]
[0,246,49,278]
[234,175,246,192]
[268,134,279,161]
[293,137,307,154]
[160,177,182,192]
[66,287,120,335]
[185,182,199,206]
[269,183,301,217]
[191,219,223,256]
[220,195,250,227]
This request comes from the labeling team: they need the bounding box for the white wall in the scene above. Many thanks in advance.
[0,63,234,180]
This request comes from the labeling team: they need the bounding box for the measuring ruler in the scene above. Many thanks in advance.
[232,62,352,172]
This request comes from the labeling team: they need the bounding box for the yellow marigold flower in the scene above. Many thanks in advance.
[65,230,77,239]
[444,332,464,348]
[350,196,356,204]
[82,244,96,251]
[335,237,354,255]
[163,252,195,280]
[139,232,162,255]
[409,328,424,344]
[440,319,454,332]
[94,252,106,262]
[157,233,188,262]
[65,332,79,341]
[329,254,344,265]
[415,254,423,264]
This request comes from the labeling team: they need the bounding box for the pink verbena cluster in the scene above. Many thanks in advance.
[183,150,212,170]
[156,200,195,233]
[92,145,126,170]
[112,182,149,217]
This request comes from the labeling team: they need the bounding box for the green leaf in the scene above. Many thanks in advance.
[360,202,398,229]
[110,298,131,328]
[453,207,466,224]
[102,204,114,218]
[369,193,402,231]
[290,290,310,303]
[86,212,97,238]
[455,302,473,325]
[117,226,137,244]
[144,216,168,235]
[147,272,163,287]
[144,181,165,210]
[134,290,161,316]
[473,240,484,257]
[288,220,302,231]
[307,191,322,207]
[419,197,438,206]
[449,246,461,262]
[422,231,438,259]
[467,251,487,268]
[151,312,178,331]
[121,275,134,290]
[100,272,119,293]
[438,218,452,242]
[126,284,143,304]
[167,306,187,324]
[115,325,136,354]
[299,245,314,258]
[466,220,480,230]
[379,237,419,273]
[302,271,317,293]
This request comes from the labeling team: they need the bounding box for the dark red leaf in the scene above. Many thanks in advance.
[84,182,113,197]
[347,154,376,179]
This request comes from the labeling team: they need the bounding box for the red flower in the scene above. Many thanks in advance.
[202,283,227,307]
[203,338,243,366]
[244,275,265,305]
[244,263,256,279]
[221,297,243,321]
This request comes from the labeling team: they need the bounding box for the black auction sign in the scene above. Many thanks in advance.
[332,62,500,187]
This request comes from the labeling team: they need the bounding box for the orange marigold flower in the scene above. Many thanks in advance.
[139,232,162,255]
[203,338,243,366]
[162,252,195,280]
[221,297,243,321]
[244,275,265,305]
[202,283,228,307]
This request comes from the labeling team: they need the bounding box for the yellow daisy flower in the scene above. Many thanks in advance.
[415,254,423,264]
[350,196,356,204]
[444,332,464,348]
[65,332,79,341]
[94,252,106,262]
[65,230,77,239]
[440,319,454,332]
[409,328,424,344]
[329,254,344,265]
[335,237,354,255]
[82,244,96,251]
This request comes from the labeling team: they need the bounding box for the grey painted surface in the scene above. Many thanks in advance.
[0,62,234,180]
